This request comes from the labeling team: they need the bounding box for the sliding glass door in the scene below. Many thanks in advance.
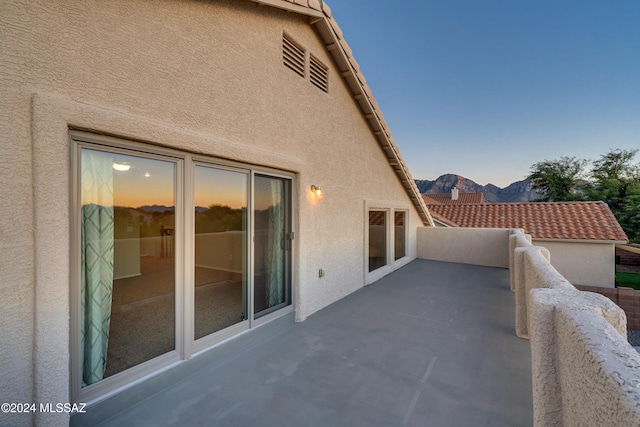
[80,148,177,386]
[194,165,248,339]
[253,174,292,317]
[73,133,294,402]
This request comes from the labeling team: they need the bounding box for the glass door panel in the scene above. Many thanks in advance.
[369,210,387,271]
[80,148,176,386]
[194,165,248,339]
[394,211,406,260]
[253,175,291,317]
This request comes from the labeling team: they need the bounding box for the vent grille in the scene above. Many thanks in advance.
[283,36,305,78]
[310,55,329,92]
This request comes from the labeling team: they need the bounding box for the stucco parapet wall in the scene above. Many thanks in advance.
[530,288,638,427]
[514,244,575,339]
[417,227,513,268]
[508,229,529,291]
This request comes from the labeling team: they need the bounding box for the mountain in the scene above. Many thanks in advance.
[137,205,175,212]
[415,174,539,203]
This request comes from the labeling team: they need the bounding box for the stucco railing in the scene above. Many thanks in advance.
[509,229,640,426]
[419,227,640,426]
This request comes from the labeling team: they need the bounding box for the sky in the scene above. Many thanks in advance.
[328,1,640,188]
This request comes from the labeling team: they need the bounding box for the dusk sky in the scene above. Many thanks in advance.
[328,1,640,188]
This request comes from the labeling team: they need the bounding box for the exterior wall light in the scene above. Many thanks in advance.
[311,185,323,196]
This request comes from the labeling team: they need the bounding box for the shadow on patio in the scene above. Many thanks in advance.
[72,259,532,427]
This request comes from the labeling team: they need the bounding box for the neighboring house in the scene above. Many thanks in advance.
[0,1,434,423]
[426,199,628,288]
[422,188,485,205]
[424,188,485,227]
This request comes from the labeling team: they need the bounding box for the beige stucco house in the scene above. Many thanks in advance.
[426,199,628,287]
[0,1,435,425]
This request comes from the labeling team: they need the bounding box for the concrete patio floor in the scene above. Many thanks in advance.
[72,259,532,427]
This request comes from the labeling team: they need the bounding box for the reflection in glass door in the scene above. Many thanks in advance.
[80,148,176,386]
[253,175,292,317]
[194,166,248,339]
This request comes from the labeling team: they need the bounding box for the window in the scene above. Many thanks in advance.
[253,175,292,317]
[78,148,177,387]
[193,165,248,339]
[394,211,406,260]
[368,210,387,272]
[71,133,293,402]
[366,205,409,283]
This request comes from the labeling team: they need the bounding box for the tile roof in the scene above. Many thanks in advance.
[248,0,434,226]
[427,210,460,228]
[423,192,485,205]
[426,201,628,242]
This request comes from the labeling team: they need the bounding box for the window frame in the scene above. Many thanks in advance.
[364,201,410,285]
[394,209,408,261]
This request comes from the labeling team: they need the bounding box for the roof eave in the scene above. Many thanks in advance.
[533,238,629,245]
[251,0,325,18]
[248,0,434,227]
[309,15,434,227]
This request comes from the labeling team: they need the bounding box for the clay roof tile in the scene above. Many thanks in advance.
[425,201,628,242]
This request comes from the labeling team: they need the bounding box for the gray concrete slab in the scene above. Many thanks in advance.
[72,259,532,427]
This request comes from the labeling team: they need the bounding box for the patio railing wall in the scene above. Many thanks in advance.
[418,227,640,427]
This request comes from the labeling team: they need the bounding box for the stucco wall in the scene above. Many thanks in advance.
[417,227,512,268]
[510,229,640,426]
[534,239,617,288]
[0,1,424,425]
[529,288,640,426]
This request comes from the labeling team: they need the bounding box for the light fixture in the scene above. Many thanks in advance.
[311,185,323,196]
[112,162,130,172]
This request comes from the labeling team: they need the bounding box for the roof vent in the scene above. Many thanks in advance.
[310,55,328,92]
[283,35,305,78]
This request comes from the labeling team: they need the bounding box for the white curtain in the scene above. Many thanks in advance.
[265,179,284,308]
[80,150,114,387]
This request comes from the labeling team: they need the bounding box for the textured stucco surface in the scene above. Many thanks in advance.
[508,230,529,291]
[510,228,640,427]
[530,288,637,427]
[514,245,556,338]
[0,1,425,425]
[417,227,512,268]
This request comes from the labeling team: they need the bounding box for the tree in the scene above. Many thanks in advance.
[527,156,589,202]
[527,149,640,243]
[589,149,640,242]
[618,188,640,243]
[589,148,639,211]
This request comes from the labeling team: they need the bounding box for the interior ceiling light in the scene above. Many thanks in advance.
[112,162,130,172]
